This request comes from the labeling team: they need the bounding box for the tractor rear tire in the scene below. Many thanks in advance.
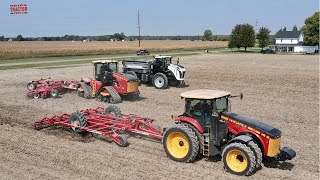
[152,73,168,89]
[69,111,88,133]
[183,123,202,158]
[248,140,263,169]
[27,82,37,91]
[163,124,199,163]
[104,105,122,118]
[50,89,59,98]
[222,142,256,176]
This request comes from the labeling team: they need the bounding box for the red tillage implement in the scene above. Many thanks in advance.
[26,78,79,99]
[34,106,163,147]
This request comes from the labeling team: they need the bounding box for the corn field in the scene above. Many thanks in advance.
[0,40,228,59]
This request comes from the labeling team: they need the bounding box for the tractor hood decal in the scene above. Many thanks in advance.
[221,112,282,139]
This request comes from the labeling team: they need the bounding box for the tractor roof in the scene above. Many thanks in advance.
[154,55,172,58]
[92,60,118,64]
[180,89,231,100]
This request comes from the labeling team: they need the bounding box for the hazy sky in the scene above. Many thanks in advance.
[1,0,319,37]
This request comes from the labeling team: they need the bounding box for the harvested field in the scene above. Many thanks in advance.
[0,53,318,180]
[0,40,227,59]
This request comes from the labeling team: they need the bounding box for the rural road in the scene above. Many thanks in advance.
[0,50,212,67]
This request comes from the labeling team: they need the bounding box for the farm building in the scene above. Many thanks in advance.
[270,30,318,53]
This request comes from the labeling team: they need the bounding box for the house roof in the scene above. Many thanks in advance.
[274,30,301,39]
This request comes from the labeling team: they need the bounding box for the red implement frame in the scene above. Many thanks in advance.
[34,107,163,146]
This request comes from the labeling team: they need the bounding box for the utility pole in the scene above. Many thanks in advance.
[255,19,259,33]
[137,10,141,47]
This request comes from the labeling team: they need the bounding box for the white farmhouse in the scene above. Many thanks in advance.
[270,30,318,53]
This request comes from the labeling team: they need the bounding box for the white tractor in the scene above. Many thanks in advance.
[122,55,186,89]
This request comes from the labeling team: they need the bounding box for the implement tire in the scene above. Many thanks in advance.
[104,105,122,118]
[163,124,199,162]
[222,142,256,176]
[27,82,37,91]
[69,111,88,133]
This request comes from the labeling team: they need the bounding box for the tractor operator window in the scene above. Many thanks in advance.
[215,97,228,113]
[96,64,103,75]
[109,63,118,72]
[187,99,212,123]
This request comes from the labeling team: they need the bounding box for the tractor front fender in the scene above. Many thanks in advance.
[175,116,204,133]
[228,135,253,145]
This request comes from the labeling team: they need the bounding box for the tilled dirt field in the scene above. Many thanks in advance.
[0,53,318,180]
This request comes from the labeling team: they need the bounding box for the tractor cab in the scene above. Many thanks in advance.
[181,89,231,128]
[153,55,172,70]
[92,60,118,81]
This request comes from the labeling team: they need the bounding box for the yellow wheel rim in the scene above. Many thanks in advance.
[226,149,248,173]
[166,132,190,159]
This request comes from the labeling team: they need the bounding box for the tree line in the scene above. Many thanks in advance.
[0,33,229,42]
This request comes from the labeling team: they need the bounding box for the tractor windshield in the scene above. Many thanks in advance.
[214,97,228,113]
[186,99,212,125]
[109,63,118,72]
[95,63,118,76]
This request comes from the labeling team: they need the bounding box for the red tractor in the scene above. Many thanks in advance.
[77,60,140,103]
[162,89,296,176]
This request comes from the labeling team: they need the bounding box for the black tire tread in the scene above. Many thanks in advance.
[182,123,203,158]
[248,140,263,168]
[117,135,128,147]
[222,142,256,176]
[69,111,88,133]
[104,105,122,118]
[106,86,121,104]
[163,123,199,163]
[152,72,168,89]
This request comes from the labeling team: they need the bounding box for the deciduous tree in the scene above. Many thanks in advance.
[256,27,271,49]
[202,29,213,41]
[302,12,319,45]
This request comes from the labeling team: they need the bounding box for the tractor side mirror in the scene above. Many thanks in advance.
[240,93,243,100]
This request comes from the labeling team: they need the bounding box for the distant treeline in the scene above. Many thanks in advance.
[0,33,229,42]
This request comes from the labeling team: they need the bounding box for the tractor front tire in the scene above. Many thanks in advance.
[152,73,168,89]
[163,124,199,163]
[104,105,122,118]
[69,111,88,133]
[222,142,256,176]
